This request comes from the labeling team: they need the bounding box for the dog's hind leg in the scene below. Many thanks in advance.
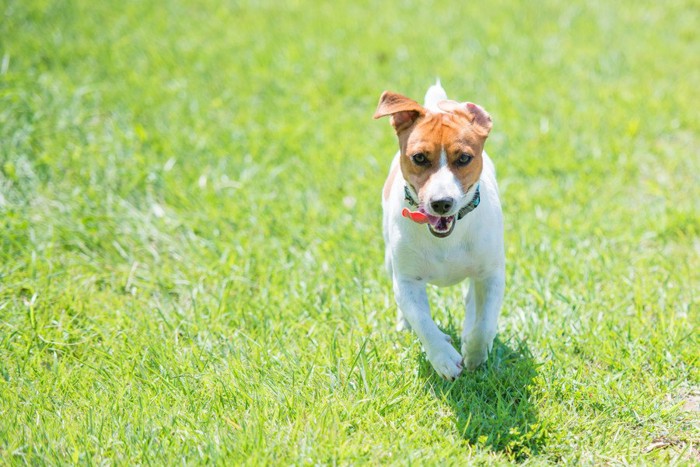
[461,272,505,370]
[396,308,411,332]
[386,251,411,331]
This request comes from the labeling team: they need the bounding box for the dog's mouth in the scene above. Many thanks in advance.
[403,206,457,238]
[421,210,456,238]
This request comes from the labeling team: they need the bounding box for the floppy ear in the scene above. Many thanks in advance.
[438,100,493,137]
[373,91,426,133]
[465,102,493,136]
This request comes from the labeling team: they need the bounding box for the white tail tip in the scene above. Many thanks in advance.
[424,78,448,112]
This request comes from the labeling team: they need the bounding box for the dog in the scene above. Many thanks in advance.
[374,81,505,380]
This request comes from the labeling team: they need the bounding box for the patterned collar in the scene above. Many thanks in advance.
[404,183,481,220]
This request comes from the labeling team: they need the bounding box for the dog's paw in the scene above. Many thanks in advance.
[461,339,492,371]
[426,343,463,381]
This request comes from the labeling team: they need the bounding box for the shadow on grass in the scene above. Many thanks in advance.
[418,333,546,461]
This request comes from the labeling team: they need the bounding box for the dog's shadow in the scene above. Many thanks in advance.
[418,330,546,460]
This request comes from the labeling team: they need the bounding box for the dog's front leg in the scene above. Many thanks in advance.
[461,272,505,370]
[393,276,463,380]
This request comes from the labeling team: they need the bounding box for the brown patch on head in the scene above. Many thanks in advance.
[438,100,493,136]
[404,112,487,199]
[375,91,492,204]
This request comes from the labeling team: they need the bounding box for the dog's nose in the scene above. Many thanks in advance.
[430,198,454,215]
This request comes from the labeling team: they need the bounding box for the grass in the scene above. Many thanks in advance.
[1,0,698,463]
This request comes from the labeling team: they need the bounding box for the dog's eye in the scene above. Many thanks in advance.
[412,153,429,166]
[456,153,473,166]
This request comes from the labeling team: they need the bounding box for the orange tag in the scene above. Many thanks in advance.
[402,208,430,224]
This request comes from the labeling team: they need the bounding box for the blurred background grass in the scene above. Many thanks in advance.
[1,0,698,463]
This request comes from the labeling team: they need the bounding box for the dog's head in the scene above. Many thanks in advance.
[374,91,492,237]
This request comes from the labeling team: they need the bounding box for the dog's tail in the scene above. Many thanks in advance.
[424,78,448,112]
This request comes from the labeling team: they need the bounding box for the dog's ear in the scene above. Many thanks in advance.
[373,91,426,133]
[465,102,493,136]
[438,100,493,137]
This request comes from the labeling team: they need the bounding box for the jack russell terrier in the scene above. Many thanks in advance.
[374,81,505,380]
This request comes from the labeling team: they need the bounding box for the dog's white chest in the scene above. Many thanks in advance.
[392,230,481,287]
[420,248,476,286]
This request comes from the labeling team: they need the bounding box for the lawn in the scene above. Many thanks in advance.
[1,0,698,464]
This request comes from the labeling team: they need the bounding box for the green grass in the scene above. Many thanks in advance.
[1,0,699,463]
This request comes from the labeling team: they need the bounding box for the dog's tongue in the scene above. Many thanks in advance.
[402,208,442,226]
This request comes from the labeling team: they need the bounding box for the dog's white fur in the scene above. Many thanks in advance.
[381,82,505,380]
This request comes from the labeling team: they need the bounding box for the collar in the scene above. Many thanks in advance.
[404,183,481,220]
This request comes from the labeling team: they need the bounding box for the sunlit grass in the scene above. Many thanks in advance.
[1,0,698,463]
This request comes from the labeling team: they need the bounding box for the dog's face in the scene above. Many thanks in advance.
[374,92,492,237]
